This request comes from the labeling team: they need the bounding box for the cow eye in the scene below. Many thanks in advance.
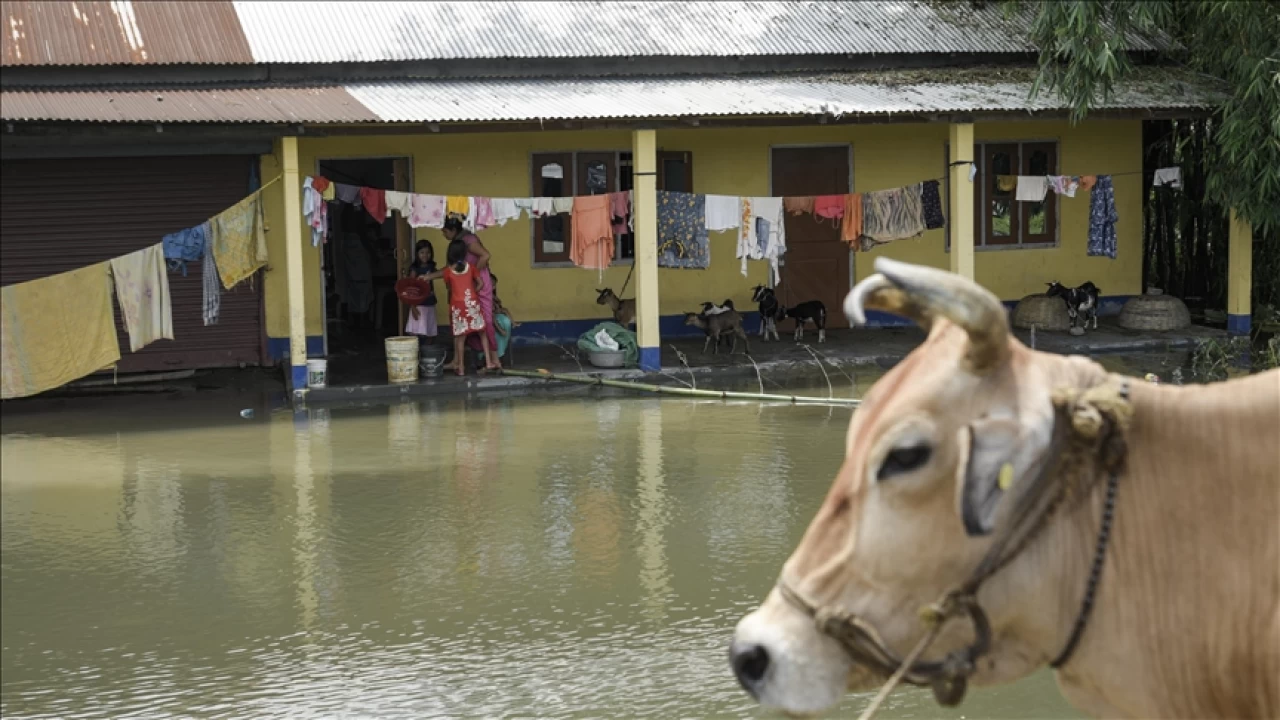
[878,445,932,481]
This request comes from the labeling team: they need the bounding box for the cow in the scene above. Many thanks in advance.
[729,257,1279,719]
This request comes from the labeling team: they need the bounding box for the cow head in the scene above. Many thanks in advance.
[730,258,1085,715]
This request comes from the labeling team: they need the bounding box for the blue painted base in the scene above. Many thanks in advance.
[638,346,661,372]
[290,365,307,390]
[267,336,325,362]
[1227,313,1251,336]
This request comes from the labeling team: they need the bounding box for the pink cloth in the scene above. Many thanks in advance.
[405,305,438,337]
[610,191,631,234]
[461,234,497,354]
[408,194,446,228]
[473,197,496,229]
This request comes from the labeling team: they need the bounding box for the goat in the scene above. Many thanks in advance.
[751,285,786,341]
[1045,281,1101,331]
[701,299,735,316]
[787,300,828,343]
[685,310,750,355]
[595,288,636,327]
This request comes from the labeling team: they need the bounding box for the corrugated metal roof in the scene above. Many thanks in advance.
[344,68,1221,122]
[0,86,378,123]
[1,0,253,66]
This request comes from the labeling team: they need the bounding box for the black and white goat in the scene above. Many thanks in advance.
[751,286,827,343]
[1046,281,1101,330]
[786,301,827,343]
[751,286,785,341]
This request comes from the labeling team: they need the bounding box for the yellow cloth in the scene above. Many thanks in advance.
[1,262,121,399]
[211,191,268,290]
[996,175,1017,192]
[446,195,470,217]
[110,244,174,352]
[321,183,336,202]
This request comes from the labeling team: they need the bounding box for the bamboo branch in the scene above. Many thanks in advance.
[499,368,861,406]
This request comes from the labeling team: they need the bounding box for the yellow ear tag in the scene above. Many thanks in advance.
[998,463,1015,491]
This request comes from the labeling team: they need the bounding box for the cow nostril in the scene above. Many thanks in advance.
[730,642,771,692]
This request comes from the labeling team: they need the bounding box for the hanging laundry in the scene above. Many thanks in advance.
[738,197,785,285]
[490,198,522,227]
[469,196,496,230]
[1078,175,1098,192]
[202,229,221,326]
[530,197,555,217]
[1,262,121,400]
[311,176,331,194]
[920,180,945,230]
[161,223,207,276]
[861,185,926,246]
[813,195,846,223]
[408,193,447,228]
[1087,175,1118,259]
[570,195,614,270]
[334,183,361,206]
[360,187,388,222]
[211,191,268,290]
[995,175,1017,193]
[110,244,173,352]
[656,191,710,269]
[609,191,631,234]
[445,195,470,218]
[1153,167,1182,189]
[302,176,328,247]
[841,192,864,247]
[704,195,741,232]
[1015,176,1049,202]
[384,190,413,218]
[321,184,336,202]
[552,196,574,215]
[784,196,815,216]
[1048,175,1080,198]
[514,198,535,217]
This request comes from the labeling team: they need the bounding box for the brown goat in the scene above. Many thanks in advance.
[684,310,750,355]
[596,288,636,327]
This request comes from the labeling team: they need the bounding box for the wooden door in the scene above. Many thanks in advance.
[771,146,851,329]
[393,158,412,332]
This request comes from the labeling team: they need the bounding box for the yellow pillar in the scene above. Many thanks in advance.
[949,122,975,280]
[632,129,661,371]
[281,136,309,391]
[1227,208,1252,336]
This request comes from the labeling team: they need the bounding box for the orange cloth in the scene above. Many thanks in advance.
[841,193,864,248]
[1078,175,1098,192]
[783,196,815,216]
[570,195,614,270]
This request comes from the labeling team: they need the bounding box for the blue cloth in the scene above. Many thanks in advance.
[162,222,209,276]
[656,191,710,269]
[1087,175,1118,259]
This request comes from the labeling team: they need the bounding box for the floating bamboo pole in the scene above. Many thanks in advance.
[500,368,861,406]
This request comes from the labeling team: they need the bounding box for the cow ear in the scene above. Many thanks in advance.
[956,416,1051,536]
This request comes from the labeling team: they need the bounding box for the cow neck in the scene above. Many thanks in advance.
[776,376,1134,719]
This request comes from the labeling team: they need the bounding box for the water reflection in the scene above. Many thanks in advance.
[2,379,1090,719]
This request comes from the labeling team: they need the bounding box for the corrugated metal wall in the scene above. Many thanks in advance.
[0,155,264,373]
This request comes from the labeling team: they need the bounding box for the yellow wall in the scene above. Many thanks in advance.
[259,119,1142,340]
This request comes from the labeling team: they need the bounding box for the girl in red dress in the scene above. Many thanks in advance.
[423,238,499,376]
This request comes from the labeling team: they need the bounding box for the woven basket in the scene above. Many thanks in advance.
[1118,295,1191,331]
[1012,294,1071,331]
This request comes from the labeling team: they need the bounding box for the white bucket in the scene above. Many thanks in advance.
[385,336,419,384]
[306,358,328,388]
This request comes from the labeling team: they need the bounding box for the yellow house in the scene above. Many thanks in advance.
[1,2,1242,391]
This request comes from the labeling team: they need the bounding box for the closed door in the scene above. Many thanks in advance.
[771,146,851,329]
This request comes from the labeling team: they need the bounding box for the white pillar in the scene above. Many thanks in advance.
[949,123,975,280]
[632,129,661,371]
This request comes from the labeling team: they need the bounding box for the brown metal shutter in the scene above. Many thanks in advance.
[0,155,264,373]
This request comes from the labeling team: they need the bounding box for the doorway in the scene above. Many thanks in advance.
[317,157,413,369]
[770,145,852,329]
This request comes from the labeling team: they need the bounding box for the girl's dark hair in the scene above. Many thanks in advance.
[446,238,468,272]
[488,272,498,288]
[443,216,464,233]
[415,239,434,261]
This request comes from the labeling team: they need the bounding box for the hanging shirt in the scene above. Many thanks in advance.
[570,195,614,270]
[335,183,361,206]
[656,191,710,269]
[738,197,784,285]
[110,244,174,353]
[360,187,388,222]
[384,190,413,218]
[1153,167,1182,189]
[551,196,574,215]
[161,223,207,276]
[408,194,447,228]
[920,180,945,230]
[861,185,926,246]
[704,195,742,232]
[609,191,631,234]
[1,262,121,400]
[530,197,554,217]
[1048,176,1080,198]
[784,196,815,217]
[1087,175,1118,259]
[513,198,534,218]
[490,198,522,226]
[1015,176,1049,202]
[302,176,328,247]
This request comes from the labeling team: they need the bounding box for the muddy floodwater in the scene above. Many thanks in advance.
[2,353,1200,719]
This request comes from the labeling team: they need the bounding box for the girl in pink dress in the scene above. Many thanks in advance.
[423,238,499,376]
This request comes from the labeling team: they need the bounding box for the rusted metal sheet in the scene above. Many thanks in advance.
[1,0,253,66]
[0,86,380,123]
[0,155,264,372]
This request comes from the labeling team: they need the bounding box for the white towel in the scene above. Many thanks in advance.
[1153,167,1182,189]
[551,196,574,214]
[530,197,554,217]
[384,190,412,217]
[705,195,742,231]
[110,244,174,352]
[490,198,522,226]
[1015,176,1050,202]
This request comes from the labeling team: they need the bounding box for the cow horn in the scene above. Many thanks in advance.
[845,258,1010,371]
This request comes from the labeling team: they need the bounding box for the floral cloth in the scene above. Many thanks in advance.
[110,243,173,352]
[210,191,268,290]
[408,194,447,228]
[656,191,710,269]
[1087,175,1118,259]
[861,185,925,245]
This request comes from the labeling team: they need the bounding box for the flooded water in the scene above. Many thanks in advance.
[1,352,1205,719]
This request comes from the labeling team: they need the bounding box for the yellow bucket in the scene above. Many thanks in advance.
[385,336,419,384]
